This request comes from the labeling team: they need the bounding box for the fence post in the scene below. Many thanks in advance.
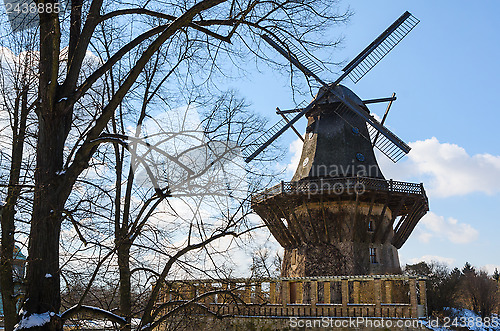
[297,282,303,304]
[374,278,382,317]
[311,280,318,309]
[270,281,276,304]
[409,278,418,318]
[244,282,251,303]
[255,281,262,304]
[324,281,331,304]
[342,279,349,316]
[221,283,228,304]
[353,281,360,304]
[385,280,392,304]
[282,280,289,307]
[419,279,427,317]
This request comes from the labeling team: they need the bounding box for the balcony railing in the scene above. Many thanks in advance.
[251,177,426,204]
[157,275,427,319]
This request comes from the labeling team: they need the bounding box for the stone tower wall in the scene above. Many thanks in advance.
[278,201,401,277]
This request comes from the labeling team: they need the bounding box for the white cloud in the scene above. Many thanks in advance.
[482,264,500,275]
[416,231,433,244]
[286,136,303,176]
[379,137,500,197]
[407,255,456,266]
[290,135,500,198]
[417,212,478,244]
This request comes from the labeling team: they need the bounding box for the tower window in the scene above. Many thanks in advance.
[369,248,378,264]
[368,220,374,232]
[291,248,298,266]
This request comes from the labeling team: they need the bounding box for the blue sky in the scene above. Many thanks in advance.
[232,1,500,273]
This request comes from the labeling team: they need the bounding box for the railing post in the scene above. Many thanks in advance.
[282,280,289,307]
[212,283,218,304]
[374,278,382,317]
[324,281,331,304]
[198,283,205,303]
[205,283,214,304]
[353,281,360,304]
[311,280,318,308]
[419,279,427,317]
[389,179,393,191]
[255,282,262,304]
[341,279,349,315]
[281,180,285,194]
[270,281,276,304]
[244,282,251,303]
[385,280,392,304]
[297,282,303,304]
[221,283,228,303]
[409,278,418,318]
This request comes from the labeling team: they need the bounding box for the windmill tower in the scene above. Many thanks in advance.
[245,12,429,277]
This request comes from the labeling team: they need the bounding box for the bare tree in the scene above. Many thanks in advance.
[60,90,272,330]
[0,32,39,331]
[0,0,350,329]
[461,268,499,318]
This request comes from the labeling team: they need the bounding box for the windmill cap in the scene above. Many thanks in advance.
[310,84,369,116]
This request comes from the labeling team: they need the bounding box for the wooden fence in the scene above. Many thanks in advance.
[158,275,427,319]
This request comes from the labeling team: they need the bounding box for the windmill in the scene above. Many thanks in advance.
[243,11,418,164]
[248,11,429,277]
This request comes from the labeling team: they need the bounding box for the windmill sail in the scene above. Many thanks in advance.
[248,11,418,163]
[242,91,326,163]
[263,29,323,78]
[242,116,288,162]
[341,11,419,84]
[331,102,409,162]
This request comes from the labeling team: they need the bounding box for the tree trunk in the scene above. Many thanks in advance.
[23,113,68,330]
[1,86,30,331]
[22,7,65,328]
[1,204,18,331]
[118,241,132,331]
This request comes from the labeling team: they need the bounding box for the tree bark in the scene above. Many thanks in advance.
[22,6,65,330]
[117,241,132,331]
[23,113,67,330]
[1,86,29,331]
[0,206,17,331]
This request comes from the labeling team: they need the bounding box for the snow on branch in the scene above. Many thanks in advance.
[60,305,127,325]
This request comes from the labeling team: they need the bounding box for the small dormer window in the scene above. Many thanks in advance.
[368,220,374,232]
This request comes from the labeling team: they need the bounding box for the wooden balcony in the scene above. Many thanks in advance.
[251,176,429,249]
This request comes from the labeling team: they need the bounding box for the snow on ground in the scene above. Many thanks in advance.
[14,312,52,330]
[423,308,500,331]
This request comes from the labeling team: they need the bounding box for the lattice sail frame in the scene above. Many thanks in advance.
[331,102,410,162]
[342,12,420,84]
[265,28,324,78]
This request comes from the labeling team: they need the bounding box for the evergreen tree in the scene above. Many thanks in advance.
[462,262,476,276]
[493,268,500,281]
